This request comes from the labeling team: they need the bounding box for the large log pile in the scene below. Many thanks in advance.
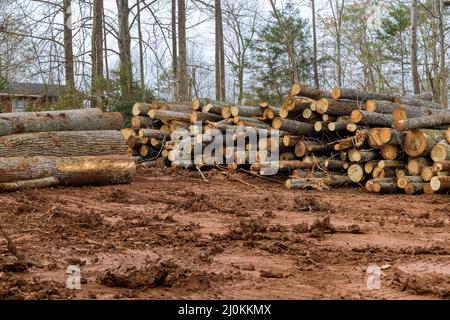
[127,85,449,195]
[0,108,135,192]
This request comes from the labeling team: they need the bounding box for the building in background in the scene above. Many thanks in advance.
[0,82,65,112]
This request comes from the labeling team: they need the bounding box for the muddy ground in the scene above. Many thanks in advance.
[0,167,449,300]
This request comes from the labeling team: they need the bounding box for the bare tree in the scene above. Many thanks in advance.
[311,0,319,88]
[63,0,74,89]
[92,0,104,108]
[438,0,448,107]
[172,0,178,101]
[329,0,345,88]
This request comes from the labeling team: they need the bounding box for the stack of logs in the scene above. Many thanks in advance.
[0,108,135,192]
[126,84,450,194]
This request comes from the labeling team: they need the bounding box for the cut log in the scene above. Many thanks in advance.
[380,144,399,160]
[367,128,404,148]
[397,176,423,189]
[202,103,232,119]
[351,109,393,127]
[430,176,450,192]
[148,109,191,122]
[331,87,397,102]
[420,166,436,182]
[328,120,353,132]
[403,129,445,157]
[407,158,431,176]
[423,183,435,194]
[430,140,450,161]
[433,160,450,172]
[122,128,138,140]
[127,135,143,149]
[393,113,450,131]
[0,130,127,157]
[272,117,314,136]
[283,135,303,147]
[372,167,396,179]
[190,111,223,124]
[0,155,135,192]
[378,160,404,169]
[314,121,329,132]
[290,84,329,99]
[316,98,358,115]
[286,175,352,190]
[132,103,156,116]
[323,159,349,170]
[348,149,376,162]
[230,105,264,118]
[364,160,379,174]
[348,164,365,182]
[364,100,430,120]
[365,178,399,193]
[334,129,369,151]
[404,182,424,195]
[0,109,123,136]
[131,116,154,128]
[391,107,432,122]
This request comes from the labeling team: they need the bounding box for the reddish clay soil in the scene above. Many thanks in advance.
[0,167,449,300]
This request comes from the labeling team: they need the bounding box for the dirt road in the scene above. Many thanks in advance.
[0,167,449,300]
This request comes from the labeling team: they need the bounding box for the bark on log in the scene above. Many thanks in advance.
[190,111,225,124]
[131,116,154,128]
[364,100,430,119]
[0,109,123,136]
[272,117,314,136]
[351,109,393,127]
[348,149,376,162]
[290,84,329,99]
[316,98,358,115]
[393,96,443,109]
[404,182,424,195]
[364,160,379,174]
[433,160,450,172]
[397,176,423,189]
[378,160,405,169]
[365,178,399,193]
[285,175,352,190]
[407,157,432,175]
[420,166,436,182]
[230,105,264,118]
[393,113,450,131]
[430,176,450,192]
[283,135,303,147]
[0,155,135,192]
[0,130,127,157]
[327,120,353,132]
[148,109,191,122]
[331,87,398,102]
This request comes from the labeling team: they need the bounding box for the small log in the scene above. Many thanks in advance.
[190,111,223,124]
[407,157,432,175]
[131,116,154,129]
[351,109,393,127]
[285,175,352,190]
[316,98,358,115]
[323,159,349,170]
[391,107,432,122]
[364,160,379,174]
[314,121,329,132]
[420,166,436,182]
[148,109,191,122]
[430,140,450,162]
[348,164,365,182]
[283,135,303,147]
[331,87,397,102]
[372,167,396,179]
[423,183,435,194]
[327,120,353,132]
[334,129,369,151]
[404,182,424,195]
[393,96,443,109]
[290,84,329,99]
[132,103,156,116]
[348,149,376,162]
[365,178,399,193]
[230,105,265,118]
[397,176,423,189]
[272,117,314,136]
[430,176,450,192]
[380,144,399,160]
[127,135,143,149]
[433,160,450,172]
[378,160,405,169]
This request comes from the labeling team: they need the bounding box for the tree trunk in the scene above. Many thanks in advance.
[215,0,226,101]
[136,0,145,101]
[116,0,133,97]
[0,109,123,136]
[0,130,127,157]
[0,155,135,192]
[171,0,178,102]
[178,0,189,102]
[411,0,421,94]
[311,0,319,88]
[63,0,75,90]
[350,109,393,126]
[92,0,104,109]
[438,0,448,108]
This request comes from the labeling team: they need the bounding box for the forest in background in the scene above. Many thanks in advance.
[0,0,449,116]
